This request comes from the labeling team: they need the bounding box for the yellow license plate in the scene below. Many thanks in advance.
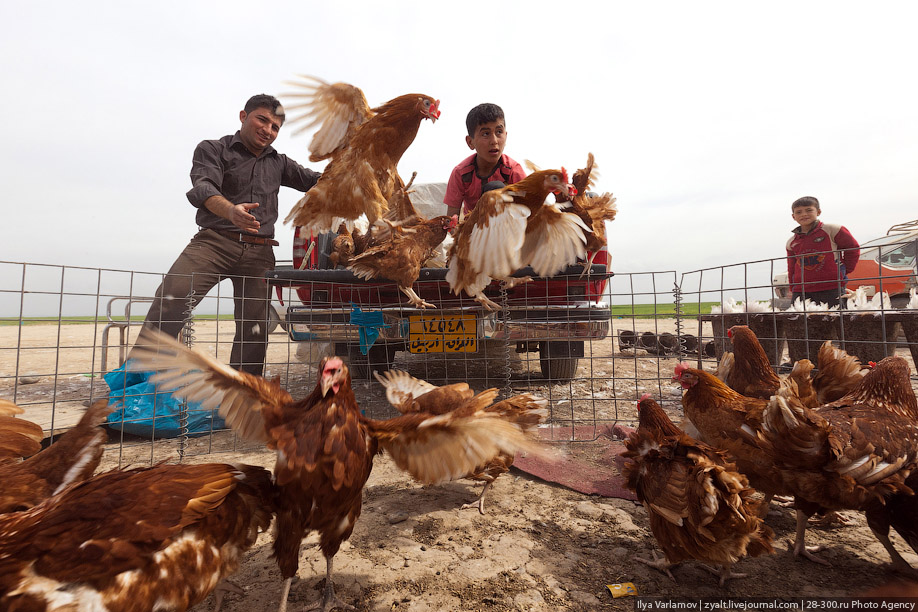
[408,313,477,353]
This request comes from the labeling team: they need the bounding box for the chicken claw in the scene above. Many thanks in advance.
[698,563,748,587]
[402,287,436,309]
[474,294,502,311]
[213,579,245,612]
[791,509,832,566]
[634,549,677,582]
[304,559,355,612]
[810,510,853,528]
[501,275,532,290]
[460,481,493,515]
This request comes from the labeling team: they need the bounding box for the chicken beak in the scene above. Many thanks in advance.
[321,376,336,396]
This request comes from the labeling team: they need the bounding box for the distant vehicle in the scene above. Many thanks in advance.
[773,220,918,308]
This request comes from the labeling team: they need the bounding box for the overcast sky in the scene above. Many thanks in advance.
[2,1,917,308]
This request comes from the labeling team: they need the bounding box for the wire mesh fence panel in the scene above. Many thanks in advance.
[4,241,918,467]
[268,261,618,442]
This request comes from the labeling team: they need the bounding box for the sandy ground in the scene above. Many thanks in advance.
[2,320,918,609]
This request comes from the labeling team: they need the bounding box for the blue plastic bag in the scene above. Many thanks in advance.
[104,360,225,438]
[349,304,389,355]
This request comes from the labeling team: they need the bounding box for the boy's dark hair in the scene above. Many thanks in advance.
[465,103,505,137]
[792,196,820,211]
[244,94,285,124]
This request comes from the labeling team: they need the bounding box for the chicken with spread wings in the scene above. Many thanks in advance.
[623,394,773,585]
[756,356,918,566]
[543,154,617,275]
[0,399,111,514]
[282,76,440,233]
[348,214,458,309]
[0,462,274,612]
[374,369,547,513]
[129,327,542,612]
[445,168,587,310]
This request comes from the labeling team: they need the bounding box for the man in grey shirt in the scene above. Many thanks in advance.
[135,94,320,375]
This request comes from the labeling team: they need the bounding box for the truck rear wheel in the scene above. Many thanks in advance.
[539,341,582,382]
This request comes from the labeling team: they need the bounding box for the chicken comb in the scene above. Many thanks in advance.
[672,362,691,379]
[638,393,652,404]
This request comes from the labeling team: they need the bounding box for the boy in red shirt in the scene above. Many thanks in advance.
[786,196,860,307]
[444,103,526,218]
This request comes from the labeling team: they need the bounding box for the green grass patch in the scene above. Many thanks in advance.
[610,302,718,318]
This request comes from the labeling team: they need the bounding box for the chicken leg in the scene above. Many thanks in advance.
[792,509,831,566]
[473,293,502,311]
[579,251,600,278]
[634,549,677,582]
[698,563,748,586]
[213,579,245,612]
[461,480,494,515]
[500,275,531,290]
[401,286,435,309]
[305,556,354,612]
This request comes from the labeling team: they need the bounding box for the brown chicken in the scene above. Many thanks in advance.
[547,153,618,274]
[0,462,274,612]
[0,399,111,514]
[327,222,355,268]
[673,363,791,507]
[622,394,773,585]
[0,399,43,463]
[715,325,782,400]
[811,339,867,403]
[757,356,918,565]
[348,214,459,308]
[445,169,586,310]
[716,326,866,409]
[128,327,541,612]
[374,369,547,513]
[282,76,440,232]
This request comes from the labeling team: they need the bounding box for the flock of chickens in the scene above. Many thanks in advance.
[623,324,918,587]
[0,327,551,612]
[281,76,618,310]
[3,77,918,610]
[3,328,918,609]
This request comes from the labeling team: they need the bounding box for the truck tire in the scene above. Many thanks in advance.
[338,343,394,380]
[539,341,582,382]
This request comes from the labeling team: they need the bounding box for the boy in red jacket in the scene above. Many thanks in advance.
[443,103,527,218]
[786,196,860,307]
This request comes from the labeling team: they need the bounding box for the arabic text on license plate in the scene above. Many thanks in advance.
[408,314,477,353]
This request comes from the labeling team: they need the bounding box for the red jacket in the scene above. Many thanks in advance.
[786,221,860,293]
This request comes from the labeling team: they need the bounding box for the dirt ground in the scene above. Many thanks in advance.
[2,320,918,609]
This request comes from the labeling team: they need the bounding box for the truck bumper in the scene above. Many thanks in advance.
[285,304,611,344]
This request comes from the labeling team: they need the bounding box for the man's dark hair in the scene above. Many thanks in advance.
[792,196,820,212]
[244,94,285,124]
[465,103,505,137]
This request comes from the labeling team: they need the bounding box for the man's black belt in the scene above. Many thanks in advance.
[210,228,279,247]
